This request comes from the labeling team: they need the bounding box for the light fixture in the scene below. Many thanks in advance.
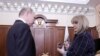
[40,0,90,4]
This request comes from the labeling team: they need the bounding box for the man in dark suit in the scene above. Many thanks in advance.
[7,7,36,56]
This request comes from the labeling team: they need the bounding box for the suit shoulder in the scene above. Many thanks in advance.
[13,22,29,29]
[9,22,29,32]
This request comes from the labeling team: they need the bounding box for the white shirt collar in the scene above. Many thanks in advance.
[18,18,26,23]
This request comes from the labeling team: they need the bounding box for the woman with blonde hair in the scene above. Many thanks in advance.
[66,15,95,56]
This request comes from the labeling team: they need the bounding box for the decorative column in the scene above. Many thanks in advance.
[96,4,100,38]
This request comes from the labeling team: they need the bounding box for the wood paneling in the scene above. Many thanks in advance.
[31,26,65,56]
[31,28,45,56]
[68,27,74,42]
[89,27,99,39]
[0,25,11,56]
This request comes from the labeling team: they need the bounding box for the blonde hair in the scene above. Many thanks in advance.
[71,15,89,34]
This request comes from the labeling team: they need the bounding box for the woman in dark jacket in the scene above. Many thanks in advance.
[66,15,95,56]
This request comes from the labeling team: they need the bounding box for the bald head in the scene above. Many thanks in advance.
[19,7,35,26]
[19,7,33,17]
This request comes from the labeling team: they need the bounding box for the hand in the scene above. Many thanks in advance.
[64,41,70,50]
[57,46,66,55]
[57,43,63,49]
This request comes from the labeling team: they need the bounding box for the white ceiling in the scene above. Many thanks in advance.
[0,0,100,7]
[0,0,100,15]
[40,0,90,4]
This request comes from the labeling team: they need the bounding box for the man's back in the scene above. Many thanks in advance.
[7,20,36,56]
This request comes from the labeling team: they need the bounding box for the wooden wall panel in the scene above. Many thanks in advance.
[31,26,65,56]
[56,26,65,56]
[0,25,10,56]
[31,28,45,56]
[68,27,74,42]
[45,27,55,56]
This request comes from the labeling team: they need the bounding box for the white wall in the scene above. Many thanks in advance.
[0,11,96,40]
[0,12,18,25]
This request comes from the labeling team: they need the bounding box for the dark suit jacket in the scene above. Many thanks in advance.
[7,20,36,56]
[66,32,95,56]
[94,39,100,53]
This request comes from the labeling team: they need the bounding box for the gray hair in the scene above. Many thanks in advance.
[19,7,33,17]
[71,15,89,34]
